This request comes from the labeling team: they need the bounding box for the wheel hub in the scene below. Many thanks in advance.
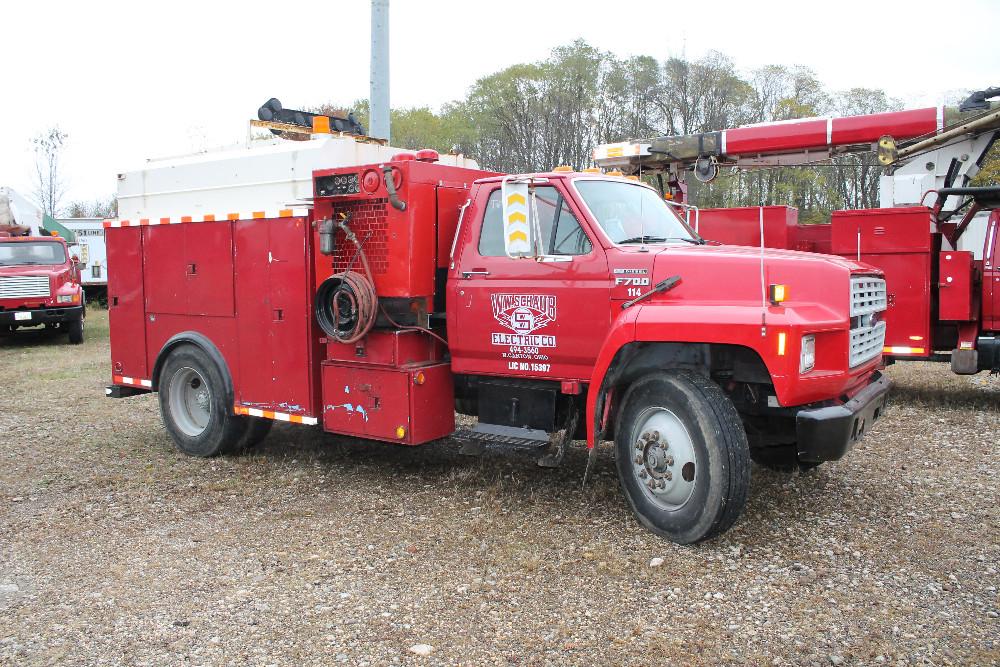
[630,409,698,509]
[168,367,212,437]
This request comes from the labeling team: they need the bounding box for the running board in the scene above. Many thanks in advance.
[455,423,551,455]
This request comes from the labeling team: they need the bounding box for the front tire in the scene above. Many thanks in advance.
[615,371,750,544]
[158,345,247,457]
[67,318,84,344]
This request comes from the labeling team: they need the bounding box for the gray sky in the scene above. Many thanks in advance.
[3,0,998,207]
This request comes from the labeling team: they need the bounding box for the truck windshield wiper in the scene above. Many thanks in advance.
[663,236,705,245]
[617,235,667,244]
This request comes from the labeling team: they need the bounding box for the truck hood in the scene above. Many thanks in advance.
[611,243,878,321]
[0,264,67,278]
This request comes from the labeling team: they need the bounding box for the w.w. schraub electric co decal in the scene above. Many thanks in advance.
[490,293,557,348]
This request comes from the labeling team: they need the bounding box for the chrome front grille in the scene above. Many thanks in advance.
[0,275,50,300]
[850,276,887,317]
[849,276,887,367]
[850,320,886,368]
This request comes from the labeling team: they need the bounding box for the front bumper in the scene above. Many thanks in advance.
[0,305,84,326]
[795,371,891,462]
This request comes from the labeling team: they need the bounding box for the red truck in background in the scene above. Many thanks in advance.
[105,146,890,544]
[593,88,1000,376]
[690,202,1000,373]
[0,234,86,344]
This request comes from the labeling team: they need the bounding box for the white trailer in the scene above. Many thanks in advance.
[59,218,107,292]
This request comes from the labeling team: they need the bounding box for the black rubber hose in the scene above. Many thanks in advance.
[382,166,407,211]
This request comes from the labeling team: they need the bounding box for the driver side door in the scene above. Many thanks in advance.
[448,183,610,381]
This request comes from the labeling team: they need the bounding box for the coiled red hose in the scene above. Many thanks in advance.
[315,217,448,348]
[315,235,377,344]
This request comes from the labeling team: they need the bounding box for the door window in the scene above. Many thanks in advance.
[478,187,592,257]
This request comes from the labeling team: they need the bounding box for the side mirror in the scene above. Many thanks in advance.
[71,254,80,263]
[501,179,535,258]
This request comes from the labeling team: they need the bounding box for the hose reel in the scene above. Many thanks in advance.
[314,214,377,344]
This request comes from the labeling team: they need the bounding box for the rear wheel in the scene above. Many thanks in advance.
[615,371,750,544]
[67,318,84,344]
[158,345,247,457]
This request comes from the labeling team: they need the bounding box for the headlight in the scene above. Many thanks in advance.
[57,294,75,303]
[799,335,815,374]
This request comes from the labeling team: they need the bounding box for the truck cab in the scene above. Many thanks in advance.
[0,234,86,343]
[447,171,889,541]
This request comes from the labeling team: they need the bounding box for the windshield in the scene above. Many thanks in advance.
[0,241,67,267]
[575,180,697,244]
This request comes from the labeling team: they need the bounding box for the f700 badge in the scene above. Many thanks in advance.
[615,276,650,286]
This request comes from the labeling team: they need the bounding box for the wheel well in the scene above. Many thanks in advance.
[151,332,234,406]
[597,341,772,442]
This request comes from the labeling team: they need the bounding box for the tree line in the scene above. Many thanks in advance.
[330,40,996,225]
[33,39,994,222]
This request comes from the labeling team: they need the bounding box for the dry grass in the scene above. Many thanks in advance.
[0,311,998,666]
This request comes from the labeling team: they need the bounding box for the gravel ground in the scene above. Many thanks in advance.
[1,309,998,666]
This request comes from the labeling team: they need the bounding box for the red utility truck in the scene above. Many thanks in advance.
[105,151,889,543]
[593,88,1000,376]
[0,234,86,343]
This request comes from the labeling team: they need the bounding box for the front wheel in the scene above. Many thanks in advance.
[67,317,84,344]
[615,371,751,544]
[158,345,247,457]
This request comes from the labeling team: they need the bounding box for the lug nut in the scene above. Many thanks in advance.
[665,455,674,466]
[649,431,660,442]
[634,455,644,465]
[635,440,644,450]
[639,470,648,479]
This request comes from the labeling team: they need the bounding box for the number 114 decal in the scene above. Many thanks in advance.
[615,275,649,297]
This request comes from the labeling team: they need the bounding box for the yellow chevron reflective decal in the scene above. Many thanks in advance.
[501,179,533,257]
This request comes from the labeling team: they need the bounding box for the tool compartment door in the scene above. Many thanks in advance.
[235,217,316,416]
[321,362,453,444]
[106,226,148,379]
[142,225,187,315]
[938,251,974,321]
[832,208,934,356]
[186,222,235,316]
[143,222,235,317]
[985,213,999,330]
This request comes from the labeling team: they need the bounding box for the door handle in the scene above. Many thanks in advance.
[462,269,490,278]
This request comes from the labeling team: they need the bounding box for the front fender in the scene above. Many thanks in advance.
[585,306,640,448]
[585,303,831,447]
